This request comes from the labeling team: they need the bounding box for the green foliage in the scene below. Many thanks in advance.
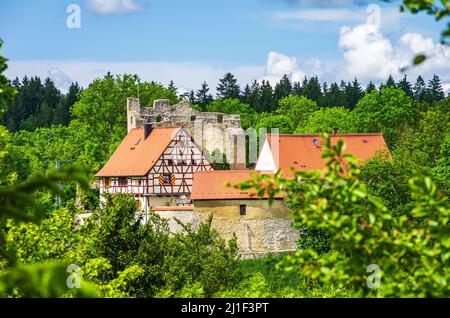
[237,134,450,297]
[256,113,294,134]
[216,256,359,298]
[0,261,97,298]
[295,107,352,134]
[0,39,16,121]
[396,99,450,168]
[360,156,418,216]
[351,87,414,146]
[276,95,317,128]
[296,227,330,255]
[162,216,240,296]
[6,208,81,264]
[433,132,450,192]
[0,166,89,226]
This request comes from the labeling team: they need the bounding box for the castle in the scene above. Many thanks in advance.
[95,98,389,256]
[126,98,246,170]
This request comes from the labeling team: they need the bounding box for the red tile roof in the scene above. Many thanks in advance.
[267,133,389,172]
[95,127,180,177]
[191,170,283,200]
[192,133,390,200]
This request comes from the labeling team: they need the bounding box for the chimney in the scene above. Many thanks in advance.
[144,123,153,140]
[332,128,338,135]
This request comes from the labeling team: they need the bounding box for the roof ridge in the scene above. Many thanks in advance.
[268,133,383,137]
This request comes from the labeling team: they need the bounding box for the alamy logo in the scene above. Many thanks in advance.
[366,264,381,289]
[66,4,81,29]
[66,264,81,289]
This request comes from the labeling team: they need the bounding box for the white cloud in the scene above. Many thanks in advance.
[85,0,145,14]
[258,51,331,85]
[47,68,74,92]
[5,60,264,95]
[259,51,306,85]
[338,22,450,85]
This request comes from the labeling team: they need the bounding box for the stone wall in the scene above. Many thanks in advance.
[127,98,246,169]
[193,199,299,253]
[154,210,202,233]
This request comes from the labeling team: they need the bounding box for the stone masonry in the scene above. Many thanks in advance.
[127,98,246,169]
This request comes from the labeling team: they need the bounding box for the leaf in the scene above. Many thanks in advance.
[413,54,427,65]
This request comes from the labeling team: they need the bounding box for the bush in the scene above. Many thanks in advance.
[237,134,450,297]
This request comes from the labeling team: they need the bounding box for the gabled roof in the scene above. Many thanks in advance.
[95,127,180,177]
[191,170,283,200]
[256,133,390,173]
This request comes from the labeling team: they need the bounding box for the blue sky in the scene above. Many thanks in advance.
[1,0,449,93]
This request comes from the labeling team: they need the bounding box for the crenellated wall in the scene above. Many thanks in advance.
[127,98,246,169]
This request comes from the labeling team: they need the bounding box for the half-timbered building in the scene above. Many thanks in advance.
[95,124,213,211]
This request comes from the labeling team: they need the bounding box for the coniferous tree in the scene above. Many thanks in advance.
[292,81,302,96]
[55,82,80,125]
[216,72,240,99]
[246,80,261,112]
[385,74,396,88]
[345,78,363,110]
[242,84,252,105]
[188,90,195,105]
[195,81,213,111]
[365,81,377,93]
[319,82,329,107]
[413,75,427,101]
[273,74,292,103]
[258,80,274,113]
[167,80,177,94]
[302,76,322,103]
[397,75,413,98]
[324,82,346,107]
[425,74,445,103]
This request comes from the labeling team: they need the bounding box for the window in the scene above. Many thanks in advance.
[103,177,111,188]
[163,174,171,185]
[118,177,128,186]
[136,179,141,187]
[240,204,246,216]
[159,174,174,186]
[167,159,173,166]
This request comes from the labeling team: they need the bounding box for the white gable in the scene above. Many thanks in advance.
[255,137,277,173]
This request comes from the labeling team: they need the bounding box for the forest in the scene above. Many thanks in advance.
[0,35,449,297]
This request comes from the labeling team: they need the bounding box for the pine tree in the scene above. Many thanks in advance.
[258,80,274,113]
[324,82,346,107]
[58,82,80,125]
[413,75,426,101]
[345,78,363,110]
[242,84,252,105]
[168,80,177,94]
[385,74,396,88]
[302,76,322,103]
[216,72,240,99]
[247,80,261,112]
[425,74,445,103]
[273,74,292,103]
[292,81,302,96]
[195,81,213,111]
[188,90,195,105]
[397,75,413,98]
[365,81,376,93]
[319,82,329,107]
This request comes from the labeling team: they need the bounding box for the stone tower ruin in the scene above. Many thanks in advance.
[127,98,246,169]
